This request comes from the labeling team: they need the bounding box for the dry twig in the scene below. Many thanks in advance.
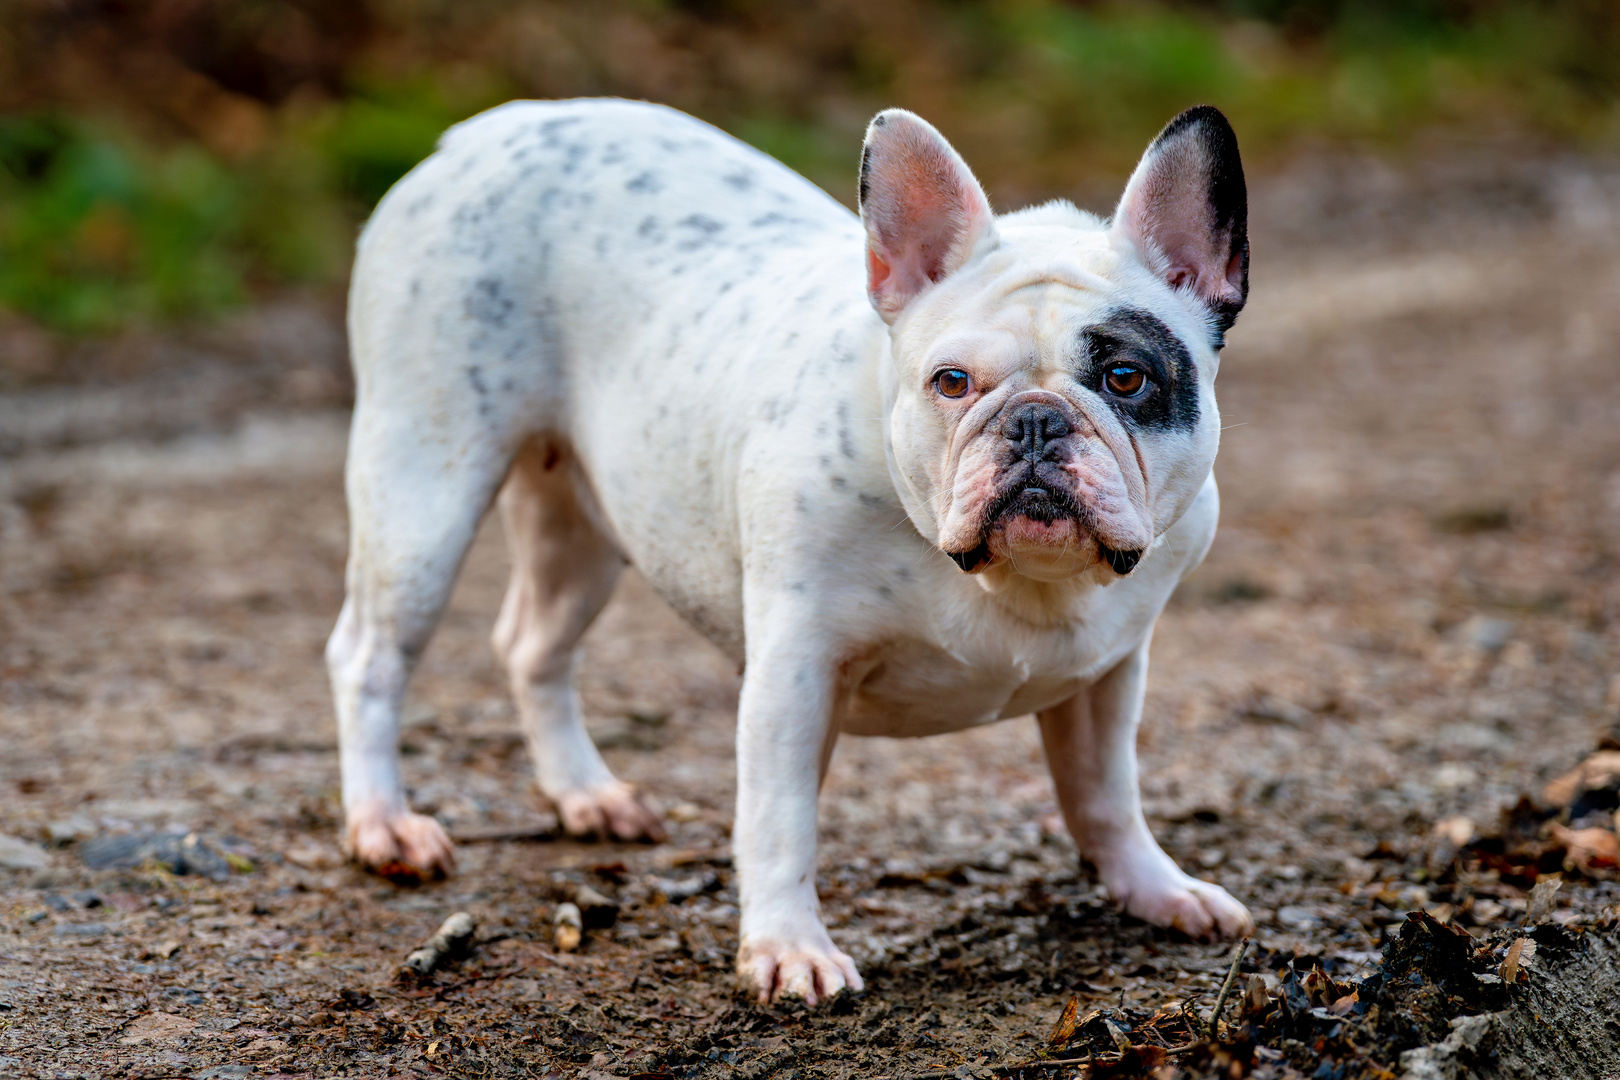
[1207,937,1251,1039]
[402,912,476,976]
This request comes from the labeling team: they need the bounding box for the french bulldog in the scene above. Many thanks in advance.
[328,96,1253,1005]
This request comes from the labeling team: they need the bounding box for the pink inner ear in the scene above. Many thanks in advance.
[1116,136,1243,316]
[860,111,994,319]
[1130,178,1229,306]
[867,248,893,293]
[1224,250,1244,292]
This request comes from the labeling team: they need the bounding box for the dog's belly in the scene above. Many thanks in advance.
[841,639,1087,737]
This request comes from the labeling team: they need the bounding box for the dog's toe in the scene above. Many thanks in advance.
[393,812,457,873]
[739,936,863,1007]
[555,782,667,843]
[1123,876,1252,940]
[344,803,456,878]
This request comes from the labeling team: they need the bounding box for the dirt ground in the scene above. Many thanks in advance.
[2,148,1620,1079]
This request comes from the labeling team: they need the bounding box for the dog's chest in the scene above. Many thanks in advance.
[837,603,1135,737]
[842,648,1079,737]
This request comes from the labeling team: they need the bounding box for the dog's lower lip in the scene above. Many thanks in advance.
[947,541,993,573]
[1097,544,1143,575]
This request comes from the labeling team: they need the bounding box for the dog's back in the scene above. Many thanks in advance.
[349,98,858,436]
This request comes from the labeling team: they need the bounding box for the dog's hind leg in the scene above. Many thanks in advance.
[326,399,514,876]
[491,440,667,842]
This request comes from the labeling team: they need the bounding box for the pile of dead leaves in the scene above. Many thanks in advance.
[1034,914,1526,1079]
[1148,914,1608,1080]
[1430,728,1620,888]
[1043,992,1205,1078]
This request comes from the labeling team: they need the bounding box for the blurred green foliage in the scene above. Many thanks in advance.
[1,0,1618,333]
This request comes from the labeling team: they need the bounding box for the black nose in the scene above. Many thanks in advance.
[1001,402,1071,462]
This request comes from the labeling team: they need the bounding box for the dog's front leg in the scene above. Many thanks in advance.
[1039,639,1252,939]
[733,631,862,1006]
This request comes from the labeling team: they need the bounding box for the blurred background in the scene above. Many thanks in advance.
[3,0,1620,350]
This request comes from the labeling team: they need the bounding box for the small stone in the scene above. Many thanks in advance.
[0,834,47,870]
[44,816,94,845]
[144,939,183,960]
[52,922,109,938]
[1276,905,1320,930]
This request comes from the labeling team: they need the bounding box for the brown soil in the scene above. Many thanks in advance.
[2,152,1620,1079]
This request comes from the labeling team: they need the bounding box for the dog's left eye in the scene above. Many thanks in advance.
[1104,365,1148,398]
[935,369,972,399]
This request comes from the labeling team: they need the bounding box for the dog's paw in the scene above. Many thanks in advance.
[345,801,456,878]
[552,781,668,843]
[1115,871,1252,939]
[738,934,863,1006]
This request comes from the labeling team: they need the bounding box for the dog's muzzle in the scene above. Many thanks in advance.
[942,399,1142,577]
[945,476,1142,578]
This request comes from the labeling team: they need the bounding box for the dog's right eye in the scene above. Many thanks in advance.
[935,369,971,399]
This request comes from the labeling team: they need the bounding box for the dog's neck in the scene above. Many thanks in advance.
[969,557,1122,628]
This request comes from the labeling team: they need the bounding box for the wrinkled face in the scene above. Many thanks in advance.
[859,106,1247,586]
[884,227,1219,583]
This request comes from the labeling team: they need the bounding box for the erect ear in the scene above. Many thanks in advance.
[1112,105,1248,335]
[858,109,999,323]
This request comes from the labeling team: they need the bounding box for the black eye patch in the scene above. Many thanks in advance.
[1077,308,1199,433]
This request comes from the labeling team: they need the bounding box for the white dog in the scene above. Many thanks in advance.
[328,97,1254,1005]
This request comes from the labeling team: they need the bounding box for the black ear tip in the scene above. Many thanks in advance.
[1156,104,1237,145]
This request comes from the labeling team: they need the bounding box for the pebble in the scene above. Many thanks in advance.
[0,834,47,871]
[44,816,95,845]
[52,922,109,937]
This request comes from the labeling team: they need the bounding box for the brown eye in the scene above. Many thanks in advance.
[935,369,971,399]
[1104,365,1147,397]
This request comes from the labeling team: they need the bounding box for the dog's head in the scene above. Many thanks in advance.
[860,106,1246,586]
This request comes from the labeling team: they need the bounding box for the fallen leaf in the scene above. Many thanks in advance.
[1542,751,1620,807]
[119,1011,197,1045]
[1549,824,1620,875]
[1501,937,1530,984]
[1049,995,1079,1045]
[1431,815,1474,847]
[1526,875,1563,922]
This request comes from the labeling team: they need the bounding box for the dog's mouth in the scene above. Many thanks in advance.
[944,479,1142,577]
